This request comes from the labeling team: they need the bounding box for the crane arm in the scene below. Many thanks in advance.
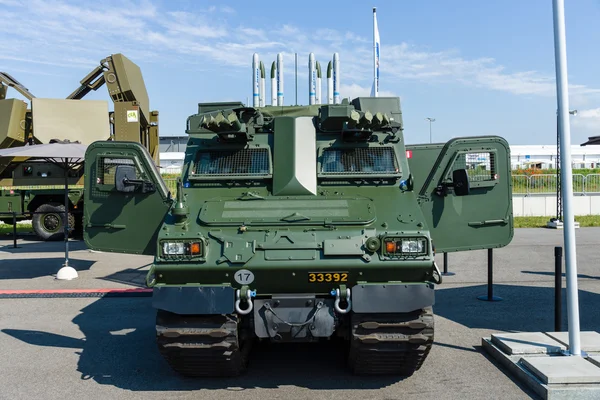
[65,54,149,123]
[66,64,106,100]
[0,71,36,101]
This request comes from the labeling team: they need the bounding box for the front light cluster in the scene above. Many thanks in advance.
[161,240,203,257]
[383,237,428,256]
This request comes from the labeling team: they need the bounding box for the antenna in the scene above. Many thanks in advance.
[295,53,298,105]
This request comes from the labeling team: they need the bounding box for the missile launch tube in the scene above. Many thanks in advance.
[316,61,322,104]
[259,61,265,107]
[277,53,284,106]
[308,53,316,105]
[271,61,277,106]
[252,53,260,107]
[327,61,333,104]
[333,52,340,104]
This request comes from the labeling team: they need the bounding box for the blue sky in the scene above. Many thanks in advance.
[2,0,600,146]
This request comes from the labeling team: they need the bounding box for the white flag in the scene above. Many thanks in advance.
[371,8,380,97]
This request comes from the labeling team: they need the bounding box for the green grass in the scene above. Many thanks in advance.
[0,223,33,235]
[514,215,600,228]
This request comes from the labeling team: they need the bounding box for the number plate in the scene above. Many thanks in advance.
[308,272,348,283]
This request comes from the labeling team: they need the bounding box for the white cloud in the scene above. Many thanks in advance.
[342,83,397,100]
[238,27,267,40]
[220,5,236,13]
[572,108,600,132]
[1,0,599,112]
[161,11,228,38]
[578,108,600,118]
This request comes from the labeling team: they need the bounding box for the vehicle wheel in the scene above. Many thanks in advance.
[32,203,75,241]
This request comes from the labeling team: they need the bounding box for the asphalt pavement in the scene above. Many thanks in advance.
[1,228,600,400]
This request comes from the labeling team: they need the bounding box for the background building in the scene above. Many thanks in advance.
[157,136,600,174]
[510,145,600,169]
[159,136,188,153]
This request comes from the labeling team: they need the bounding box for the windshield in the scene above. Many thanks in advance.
[320,147,400,177]
[191,148,271,179]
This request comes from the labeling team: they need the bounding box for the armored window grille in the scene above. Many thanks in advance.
[320,147,399,176]
[97,157,136,185]
[452,152,497,182]
[193,148,271,177]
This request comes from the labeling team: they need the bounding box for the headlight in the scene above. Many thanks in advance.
[163,242,185,255]
[401,239,424,253]
[161,241,204,257]
[383,237,428,256]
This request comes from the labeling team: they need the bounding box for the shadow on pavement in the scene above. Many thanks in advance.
[522,270,600,281]
[0,257,95,279]
[1,298,400,391]
[0,238,88,254]
[3,283,598,392]
[434,284,600,333]
[100,267,151,288]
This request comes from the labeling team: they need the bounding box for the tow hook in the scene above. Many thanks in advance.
[145,264,156,287]
[432,261,443,284]
[332,285,352,314]
[235,286,256,315]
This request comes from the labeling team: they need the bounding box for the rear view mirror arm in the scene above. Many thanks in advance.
[121,177,156,194]
[122,177,145,186]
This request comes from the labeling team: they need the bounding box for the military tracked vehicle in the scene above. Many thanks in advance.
[83,97,513,376]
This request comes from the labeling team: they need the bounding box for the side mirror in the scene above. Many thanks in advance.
[452,168,470,196]
[115,165,137,193]
[115,164,157,194]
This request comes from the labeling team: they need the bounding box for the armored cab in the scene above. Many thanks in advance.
[83,97,513,377]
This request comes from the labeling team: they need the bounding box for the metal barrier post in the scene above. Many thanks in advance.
[12,212,17,248]
[442,252,455,276]
[555,246,563,331]
[478,248,502,301]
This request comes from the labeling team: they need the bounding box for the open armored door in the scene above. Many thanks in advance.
[407,136,513,253]
[83,141,172,255]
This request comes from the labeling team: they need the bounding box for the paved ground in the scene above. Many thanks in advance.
[1,228,600,399]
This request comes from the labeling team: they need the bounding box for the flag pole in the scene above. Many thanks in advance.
[552,0,581,356]
[372,7,380,97]
[373,7,377,97]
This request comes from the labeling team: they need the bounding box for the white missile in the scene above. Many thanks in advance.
[270,61,276,106]
[276,53,284,106]
[333,52,340,104]
[252,53,260,107]
[259,61,265,107]
[308,53,316,105]
[327,60,333,104]
[316,61,322,104]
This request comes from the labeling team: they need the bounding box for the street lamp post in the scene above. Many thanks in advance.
[425,117,435,143]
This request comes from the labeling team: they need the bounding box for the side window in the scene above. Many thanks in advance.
[449,151,499,187]
[95,157,141,190]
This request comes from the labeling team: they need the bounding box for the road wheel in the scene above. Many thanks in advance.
[32,203,75,241]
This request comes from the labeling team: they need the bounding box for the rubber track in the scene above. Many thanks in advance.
[155,311,247,377]
[348,307,434,376]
